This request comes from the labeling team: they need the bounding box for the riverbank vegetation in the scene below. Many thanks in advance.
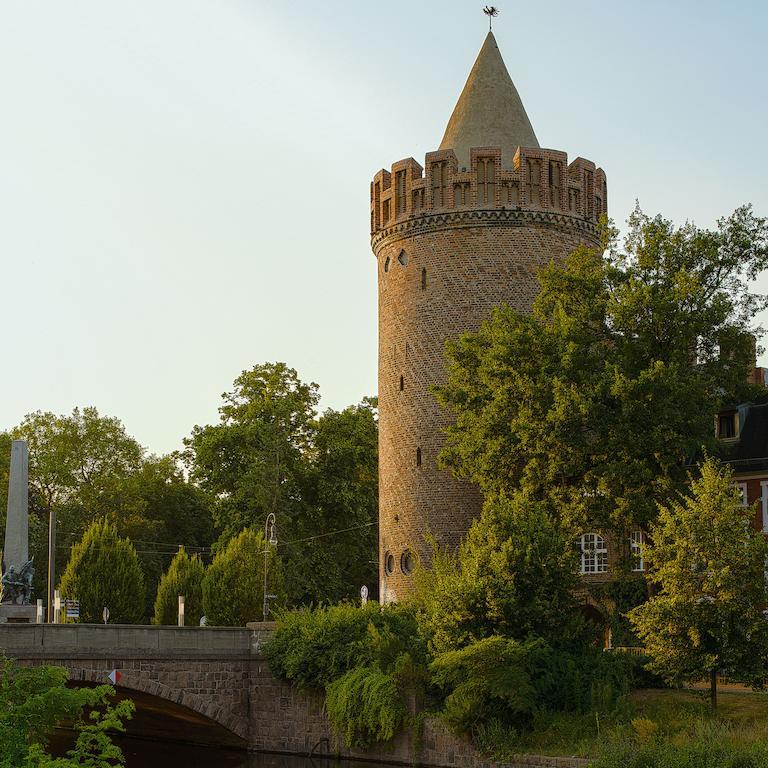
[0,655,133,768]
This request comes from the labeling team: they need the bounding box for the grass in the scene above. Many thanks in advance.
[486,688,768,761]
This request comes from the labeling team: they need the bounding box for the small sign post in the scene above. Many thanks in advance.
[65,599,80,621]
[360,585,369,606]
[108,669,123,686]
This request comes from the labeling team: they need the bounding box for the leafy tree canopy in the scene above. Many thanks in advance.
[186,363,378,605]
[414,493,585,655]
[1,409,213,612]
[437,206,768,537]
[185,363,319,540]
[629,458,768,710]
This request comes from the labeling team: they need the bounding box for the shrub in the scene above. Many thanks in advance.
[153,547,206,626]
[202,528,284,626]
[265,602,429,749]
[326,666,408,749]
[431,638,665,748]
[534,649,664,715]
[58,518,144,624]
[430,636,547,736]
[265,601,425,690]
[414,495,587,655]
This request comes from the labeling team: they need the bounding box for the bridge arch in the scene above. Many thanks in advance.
[68,667,248,747]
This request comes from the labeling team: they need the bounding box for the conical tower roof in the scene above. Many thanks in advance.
[439,31,539,168]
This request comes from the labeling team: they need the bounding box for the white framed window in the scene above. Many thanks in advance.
[580,533,608,574]
[761,481,768,533]
[630,530,645,572]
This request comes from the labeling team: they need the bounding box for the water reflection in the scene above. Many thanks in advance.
[58,734,391,768]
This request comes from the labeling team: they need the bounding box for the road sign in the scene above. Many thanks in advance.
[108,669,123,685]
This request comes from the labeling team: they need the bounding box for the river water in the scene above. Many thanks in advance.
[55,734,388,768]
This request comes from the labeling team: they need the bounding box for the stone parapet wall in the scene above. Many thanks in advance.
[0,623,253,660]
[370,146,607,236]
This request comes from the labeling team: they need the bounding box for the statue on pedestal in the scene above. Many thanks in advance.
[0,559,35,605]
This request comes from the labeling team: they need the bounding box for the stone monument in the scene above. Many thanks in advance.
[0,440,36,622]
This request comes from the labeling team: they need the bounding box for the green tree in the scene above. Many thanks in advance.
[5,410,214,615]
[437,206,768,539]
[202,528,284,626]
[58,519,145,624]
[285,399,379,604]
[153,547,206,626]
[0,656,134,768]
[9,407,145,599]
[115,455,213,618]
[414,494,583,655]
[628,458,768,710]
[186,363,378,606]
[185,363,319,542]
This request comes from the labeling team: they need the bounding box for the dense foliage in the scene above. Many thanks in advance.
[202,528,284,626]
[58,518,145,624]
[0,408,212,612]
[437,206,768,537]
[415,494,585,654]
[265,602,429,748]
[0,656,134,768]
[1,367,377,619]
[629,458,768,709]
[185,363,378,605]
[153,547,206,626]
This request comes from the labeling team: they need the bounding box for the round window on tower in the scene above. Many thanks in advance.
[400,549,416,576]
[384,552,395,576]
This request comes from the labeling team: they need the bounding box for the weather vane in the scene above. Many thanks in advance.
[483,6,499,31]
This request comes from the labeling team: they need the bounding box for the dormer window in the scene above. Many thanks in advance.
[717,411,738,440]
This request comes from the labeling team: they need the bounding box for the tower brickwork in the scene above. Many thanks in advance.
[372,32,607,602]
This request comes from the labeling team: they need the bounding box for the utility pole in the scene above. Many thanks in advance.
[47,508,56,623]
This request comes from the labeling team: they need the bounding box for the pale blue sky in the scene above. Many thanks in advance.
[1,1,767,455]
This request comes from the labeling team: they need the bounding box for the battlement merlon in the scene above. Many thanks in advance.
[370,147,607,236]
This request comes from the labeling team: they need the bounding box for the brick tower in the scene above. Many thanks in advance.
[371,32,607,602]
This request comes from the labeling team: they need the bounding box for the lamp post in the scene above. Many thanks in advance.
[263,512,277,621]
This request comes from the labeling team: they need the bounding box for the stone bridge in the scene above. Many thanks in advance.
[0,623,587,768]
[0,622,310,751]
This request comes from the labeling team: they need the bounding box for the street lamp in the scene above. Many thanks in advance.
[263,512,277,621]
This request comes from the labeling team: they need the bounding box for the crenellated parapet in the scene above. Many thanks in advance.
[370,146,607,236]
